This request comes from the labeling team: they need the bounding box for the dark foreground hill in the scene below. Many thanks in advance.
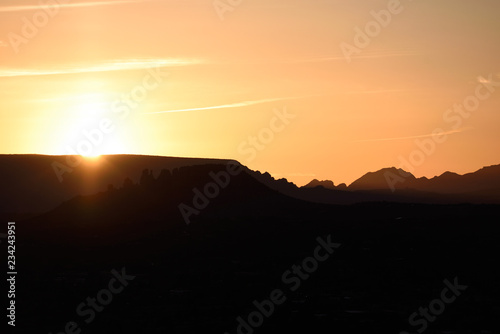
[0,154,231,219]
[14,163,500,334]
[1,155,499,223]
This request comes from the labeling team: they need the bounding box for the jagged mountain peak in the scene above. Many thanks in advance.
[303,179,336,189]
[348,167,416,191]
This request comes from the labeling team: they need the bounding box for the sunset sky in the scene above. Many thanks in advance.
[1,0,499,186]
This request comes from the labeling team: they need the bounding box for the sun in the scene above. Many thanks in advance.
[81,153,101,159]
[52,92,139,157]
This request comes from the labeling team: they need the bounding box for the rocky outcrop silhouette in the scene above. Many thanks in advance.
[303,179,336,189]
[2,155,499,222]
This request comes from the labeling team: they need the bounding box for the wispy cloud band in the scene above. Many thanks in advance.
[353,128,471,143]
[0,0,147,13]
[144,95,318,114]
[0,58,201,78]
[289,50,422,64]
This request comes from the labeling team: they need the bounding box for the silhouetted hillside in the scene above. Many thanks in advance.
[2,155,499,224]
[14,162,500,334]
[23,163,304,241]
[0,154,233,218]
[303,179,336,190]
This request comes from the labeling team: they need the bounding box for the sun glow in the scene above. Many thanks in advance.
[51,94,136,157]
[80,153,101,159]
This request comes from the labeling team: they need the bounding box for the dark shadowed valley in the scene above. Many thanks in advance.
[2,155,499,334]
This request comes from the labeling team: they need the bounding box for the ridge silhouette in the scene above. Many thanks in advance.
[4,155,499,333]
[14,162,500,333]
[1,155,500,222]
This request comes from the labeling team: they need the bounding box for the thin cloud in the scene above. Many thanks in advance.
[145,95,318,114]
[0,0,148,13]
[211,51,422,67]
[290,50,422,64]
[0,58,201,78]
[352,128,471,143]
[34,92,108,103]
[343,89,415,95]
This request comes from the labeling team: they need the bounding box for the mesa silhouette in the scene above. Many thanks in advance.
[1,154,499,222]
[11,156,500,333]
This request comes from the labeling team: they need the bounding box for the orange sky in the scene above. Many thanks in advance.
[1,0,499,186]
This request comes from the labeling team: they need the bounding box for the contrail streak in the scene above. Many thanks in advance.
[145,95,319,114]
[0,58,198,78]
[352,128,470,143]
[288,51,422,64]
[0,0,146,13]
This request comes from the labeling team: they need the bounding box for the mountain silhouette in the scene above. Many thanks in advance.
[13,157,500,334]
[254,165,500,205]
[346,164,500,195]
[347,167,416,191]
[1,155,500,223]
[303,179,337,189]
[0,154,234,220]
